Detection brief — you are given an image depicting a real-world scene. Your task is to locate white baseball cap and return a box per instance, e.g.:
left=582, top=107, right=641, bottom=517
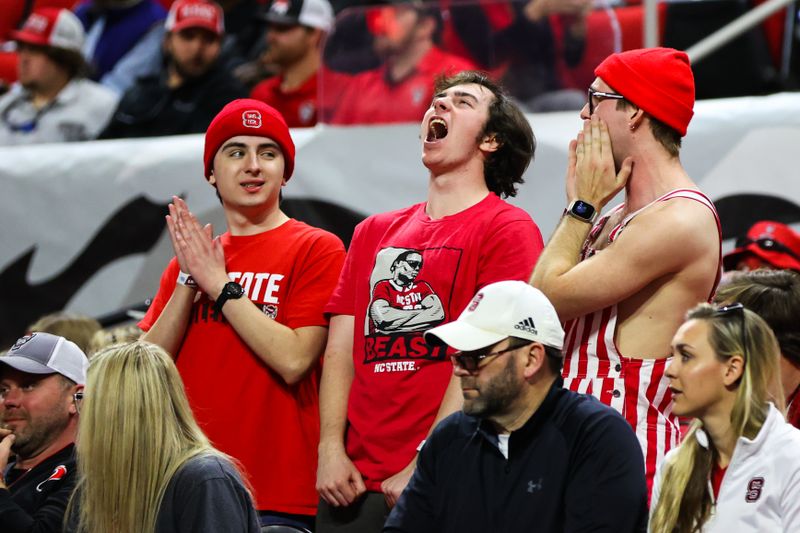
left=425, top=280, right=565, bottom=352
left=2, top=332, right=88, bottom=385
left=263, top=0, right=334, bottom=32
left=11, top=8, right=85, bottom=54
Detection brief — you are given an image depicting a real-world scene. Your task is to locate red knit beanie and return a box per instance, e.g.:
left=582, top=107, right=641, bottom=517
left=595, top=47, right=695, bottom=137
left=203, top=99, right=296, bottom=180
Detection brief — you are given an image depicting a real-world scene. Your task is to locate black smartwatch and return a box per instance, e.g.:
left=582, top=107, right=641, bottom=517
left=566, top=199, right=598, bottom=224
left=214, top=281, right=244, bottom=313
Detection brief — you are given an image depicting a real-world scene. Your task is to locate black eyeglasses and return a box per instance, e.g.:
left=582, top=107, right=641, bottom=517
left=735, top=237, right=800, bottom=262
left=73, top=391, right=84, bottom=411
left=587, top=87, right=625, bottom=115
left=451, top=341, right=530, bottom=372
left=714, top=303, right=748, bottom=359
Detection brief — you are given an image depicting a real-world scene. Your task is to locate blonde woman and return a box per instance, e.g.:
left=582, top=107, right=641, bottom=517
left=650, top=303, right=800, bottom=532
left=67, top=341, right=260, bottom=533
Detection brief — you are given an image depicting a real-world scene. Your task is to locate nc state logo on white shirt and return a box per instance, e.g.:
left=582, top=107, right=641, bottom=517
left=745, top=477, right=764, bottom=502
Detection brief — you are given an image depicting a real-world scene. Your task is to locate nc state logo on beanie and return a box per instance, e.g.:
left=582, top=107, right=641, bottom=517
left=243, top=110, right=262, bottom=128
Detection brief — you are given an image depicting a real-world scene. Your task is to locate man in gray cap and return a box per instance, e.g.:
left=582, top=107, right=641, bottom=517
left=383, top=280, right=647, bottom=533
left=0, top=7, right=119, bottom=144
left=0, top=332, right=87, bottom=532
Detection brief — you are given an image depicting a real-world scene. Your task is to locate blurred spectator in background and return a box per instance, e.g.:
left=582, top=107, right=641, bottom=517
left=715, top=269, right=800, bottom=429
left=74, top=0, right=167, bottom=95
left=0, top=8, right=119, bottom=145
left=86, top=324, right=143, bottom=357
left=323, top=0, right=475, bottom=125
left=100, top=0, right=247, bottom=139
left=500, top=0, right=591, bottom=110
left=218, top=0, right=270, bottom=74
left=250, top=0, right=334, bottom=128
left=0, top=332, right=87, bottom=533
left=27, top=312, right=101, bottom=355
left=442, top=0, right=591, bottom=111
left=722, top=220, right=800, bottom=273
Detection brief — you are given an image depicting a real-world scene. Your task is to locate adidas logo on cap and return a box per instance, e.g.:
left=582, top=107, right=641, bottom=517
left=514, top=317, right=537, bottom=335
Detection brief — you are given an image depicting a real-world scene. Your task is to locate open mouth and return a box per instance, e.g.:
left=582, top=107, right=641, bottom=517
left=241, top=180, right=264, bottom=190
left=426, top=118, right=448, bottom=142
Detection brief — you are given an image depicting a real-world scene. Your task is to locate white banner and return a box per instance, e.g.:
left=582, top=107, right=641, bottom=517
left=1, top=92, right=799, bottom=343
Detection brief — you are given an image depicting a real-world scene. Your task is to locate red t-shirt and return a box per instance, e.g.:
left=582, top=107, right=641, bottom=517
left=139, top=219, right=345, bottom=514
left=325, top=193, right=543, bottom=490
left=250, top=73, right=318, bottom=128
left=326, top=46, right=476, bottom=125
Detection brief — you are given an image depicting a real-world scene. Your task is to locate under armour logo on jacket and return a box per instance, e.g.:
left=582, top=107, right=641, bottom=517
left=527, top=478, right=543, bottom=493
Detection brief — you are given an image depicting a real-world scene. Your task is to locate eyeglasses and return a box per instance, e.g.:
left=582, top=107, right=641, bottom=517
left=735, top=237, right=800, bottom=262
left=451, top=341, right=530, bottom=372
left=714, top=303, right=748, bottom=360
left=587, top=87, right=625, bottom=115
left=73, top=391, right=84, bottom=411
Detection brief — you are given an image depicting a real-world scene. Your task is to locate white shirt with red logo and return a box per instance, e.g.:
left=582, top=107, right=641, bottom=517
left=651, top=403, right=800, bottom=532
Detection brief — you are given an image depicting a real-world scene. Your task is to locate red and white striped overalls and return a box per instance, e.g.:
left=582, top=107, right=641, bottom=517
left=562, top=189, right=721, bottom=491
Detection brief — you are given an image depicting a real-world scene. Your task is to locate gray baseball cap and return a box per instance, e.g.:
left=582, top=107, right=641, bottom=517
left=2, top=332, right=88, bottom=385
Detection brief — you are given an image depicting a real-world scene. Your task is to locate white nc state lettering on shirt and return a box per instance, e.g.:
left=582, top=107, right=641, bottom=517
left=228, top=272, right=284, bottom=303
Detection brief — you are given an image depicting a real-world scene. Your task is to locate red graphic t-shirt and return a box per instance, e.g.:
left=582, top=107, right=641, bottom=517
left=325, top=193, right=543, bottom=490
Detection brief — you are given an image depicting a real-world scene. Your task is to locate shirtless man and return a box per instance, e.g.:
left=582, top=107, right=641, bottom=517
left=530, top=47, right=721, bottom=489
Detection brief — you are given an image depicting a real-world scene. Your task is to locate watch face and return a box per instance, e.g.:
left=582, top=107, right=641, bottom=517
left=225, top=282, right=244, bottom=298
left=572, top=200, right=595, bottom=219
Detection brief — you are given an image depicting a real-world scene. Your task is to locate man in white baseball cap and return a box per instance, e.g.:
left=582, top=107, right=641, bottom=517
left=0, top=332, right=87, bottom=532
left=250, top=0, right=334, bottom=127
left=383, top=280, right=648, bottom=533
left=0, top=8, right=118, bottom=145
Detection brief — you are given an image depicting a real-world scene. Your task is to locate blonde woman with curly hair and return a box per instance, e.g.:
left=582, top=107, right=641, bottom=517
left=66, top=341, right=260, bottom=533
left=650, top=303, right=800, bottom=532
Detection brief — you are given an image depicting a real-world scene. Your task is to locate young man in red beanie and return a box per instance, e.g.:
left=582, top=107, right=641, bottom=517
left=316, top=71, right=544, bottom=532
left=139, top=99, right=345, bottom=530
left=530, top=47, right=722, bottom=492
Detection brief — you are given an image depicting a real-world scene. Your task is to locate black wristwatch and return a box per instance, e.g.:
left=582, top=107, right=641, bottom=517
left=566, top=199, right=598, bottom=224
left=214, top=281, right=244, bottom=313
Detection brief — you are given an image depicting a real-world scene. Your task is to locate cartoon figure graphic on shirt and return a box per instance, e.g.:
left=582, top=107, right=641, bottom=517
left=369, top=249, right=445, bottom=334
left=364, top=248, right=447, bottom=367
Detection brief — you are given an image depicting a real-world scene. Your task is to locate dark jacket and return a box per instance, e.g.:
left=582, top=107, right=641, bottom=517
left=0, top=444, right=77, bottom=533
left=100, top=63, right=247, bottom=139
left=384, top=379, right=648, bottom=533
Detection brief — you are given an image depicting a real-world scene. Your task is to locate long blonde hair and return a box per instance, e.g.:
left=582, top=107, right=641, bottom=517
left=650, top=303, right=784, bottom=533
left=68, top=341, right=236, bottom=533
